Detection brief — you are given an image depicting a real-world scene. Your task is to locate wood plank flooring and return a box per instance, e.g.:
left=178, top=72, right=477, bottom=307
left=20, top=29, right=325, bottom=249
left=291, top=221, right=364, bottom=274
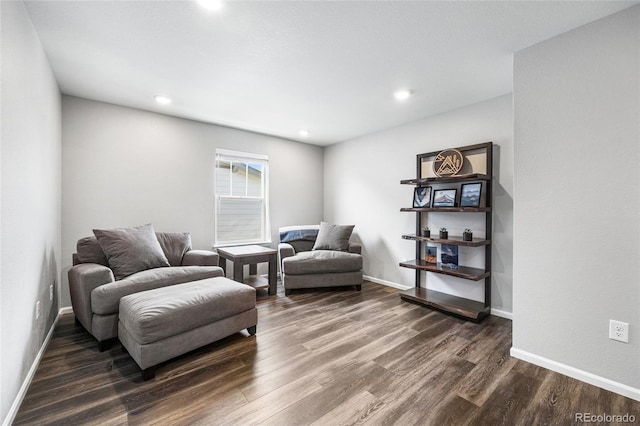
left=14, top=282, right=640, bottom=425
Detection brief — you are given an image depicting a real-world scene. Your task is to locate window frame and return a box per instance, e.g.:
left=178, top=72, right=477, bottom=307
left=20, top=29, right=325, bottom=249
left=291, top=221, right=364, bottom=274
left=214, top=149, right=271, bottom=247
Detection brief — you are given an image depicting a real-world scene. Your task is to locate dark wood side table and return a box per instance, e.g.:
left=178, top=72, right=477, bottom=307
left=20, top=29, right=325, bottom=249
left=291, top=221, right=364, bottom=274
left=217, top=245, right=277, bottom=296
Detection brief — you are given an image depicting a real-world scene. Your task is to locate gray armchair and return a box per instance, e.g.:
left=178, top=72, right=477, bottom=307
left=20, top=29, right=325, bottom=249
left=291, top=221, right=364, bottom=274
left=278, top=224, right=363, bottom=295
left=69, top=230, right=223, bottom=350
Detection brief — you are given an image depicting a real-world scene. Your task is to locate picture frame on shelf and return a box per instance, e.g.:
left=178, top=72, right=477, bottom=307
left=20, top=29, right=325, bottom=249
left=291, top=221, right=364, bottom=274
left=460, top=182, right=482, bottom=208
left=432, top=189, right=457, bottom=207
left=424, top=246, right=437, bottom=264
left=441, top=244, right=459, bottom=269
left=413, top=186, right=432, bottom=208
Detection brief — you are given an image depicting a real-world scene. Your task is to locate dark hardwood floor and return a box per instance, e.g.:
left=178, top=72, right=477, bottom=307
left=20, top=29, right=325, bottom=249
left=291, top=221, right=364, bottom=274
left=14, top=281, right=640, bottom=425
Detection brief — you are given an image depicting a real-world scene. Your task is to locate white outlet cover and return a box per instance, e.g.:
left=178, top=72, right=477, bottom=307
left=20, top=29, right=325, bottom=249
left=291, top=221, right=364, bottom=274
left=36, top=301, right=41, bottom=320
left=609, top=319, right=629, bottom=343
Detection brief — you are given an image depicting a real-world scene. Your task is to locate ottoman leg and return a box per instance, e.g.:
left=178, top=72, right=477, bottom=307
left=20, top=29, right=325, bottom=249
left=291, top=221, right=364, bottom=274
left=141, top=366, right=156, bottom=381
left=248, top=325, right=257, bottom=336
left=356, top=285, right=362, bottom=291
left=98, top=340, right=111, bottom=352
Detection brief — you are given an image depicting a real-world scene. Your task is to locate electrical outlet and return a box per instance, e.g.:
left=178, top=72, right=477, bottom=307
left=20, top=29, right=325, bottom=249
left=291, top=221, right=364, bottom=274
left=35, top=301, right=41, bottom=320
left=609, top=320, right=629, bottom=343
left=49, top=284, right=54, bottom=301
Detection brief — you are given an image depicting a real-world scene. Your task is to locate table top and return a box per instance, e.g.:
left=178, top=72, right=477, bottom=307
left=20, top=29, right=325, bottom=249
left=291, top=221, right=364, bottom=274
left=217, top=244, right=277, bottom=258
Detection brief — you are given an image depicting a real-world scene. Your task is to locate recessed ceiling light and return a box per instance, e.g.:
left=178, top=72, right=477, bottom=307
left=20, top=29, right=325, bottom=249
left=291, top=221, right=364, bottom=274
left=197, top=0, right=223, bottom=11
left=299, top=130, right=310, bottom=137
left=154, top=95, right=172, bottom=105
left=393, top=89, right=413, bottom=100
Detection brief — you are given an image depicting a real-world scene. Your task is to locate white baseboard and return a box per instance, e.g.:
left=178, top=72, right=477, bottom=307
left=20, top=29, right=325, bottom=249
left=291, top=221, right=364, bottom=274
left=490, top=308, right=513, bottom=320
left=510, top=347, right=640, bottom=402
left=59, top=306, right=73, bottom=315
left=363, top=275, right=412, bottom=290
left=2, top=308, right=70, bottom=426
left=364, top=275, right=513, bottom=320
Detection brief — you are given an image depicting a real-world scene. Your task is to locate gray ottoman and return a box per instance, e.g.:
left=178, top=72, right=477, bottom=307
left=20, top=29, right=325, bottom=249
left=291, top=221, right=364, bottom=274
left=118, top=276, right=257, bottom=380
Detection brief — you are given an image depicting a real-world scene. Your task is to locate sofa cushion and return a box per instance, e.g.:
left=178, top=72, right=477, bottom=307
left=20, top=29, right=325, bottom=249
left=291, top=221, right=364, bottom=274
left=91, top=266, right=222, bottom=315
left=156, top=232, right=192, bottom=266
left=76, top=232, right=191, bottom=268
left=76, top=236, right=109, bottom=266
left=292, top=240, right=316, bottom=253
left=119, top=277, right=256, bottom=344
left=282, top=250, right=362, bottom=275
left=93, top=224, right=170, bottom=280
left=312, top=222, right=355, bottom=251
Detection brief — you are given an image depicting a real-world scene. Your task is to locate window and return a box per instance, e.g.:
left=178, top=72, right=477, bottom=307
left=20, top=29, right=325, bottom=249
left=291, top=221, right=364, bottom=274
left=214, top=149, right=270, bottom=246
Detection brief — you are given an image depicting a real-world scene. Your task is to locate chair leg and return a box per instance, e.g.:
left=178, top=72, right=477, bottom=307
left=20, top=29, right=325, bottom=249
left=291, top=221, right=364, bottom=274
left=97, top=340, right=111, bottom=352
left=141, top=366, right=156, bottom=381
left=285, top=289, right=292, bottom=296
left=247, top=325, right=257, bottom=336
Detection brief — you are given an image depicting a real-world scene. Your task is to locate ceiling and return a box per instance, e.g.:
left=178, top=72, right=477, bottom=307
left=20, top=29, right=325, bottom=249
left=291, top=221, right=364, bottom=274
left=24, top=1, right=637, bottom=146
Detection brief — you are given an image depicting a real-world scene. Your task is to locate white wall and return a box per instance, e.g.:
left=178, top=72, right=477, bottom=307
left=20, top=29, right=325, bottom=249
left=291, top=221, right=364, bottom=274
left=1, top=1, right=62, bottom=423
left=61, top=96, right=324, bottom=307
left=513, top=5, right=639, bottom=393
left=324, top=94, right=514, bottom=314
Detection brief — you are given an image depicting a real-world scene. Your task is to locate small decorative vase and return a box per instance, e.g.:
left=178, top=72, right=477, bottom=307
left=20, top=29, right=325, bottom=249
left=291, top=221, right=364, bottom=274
left=463, top=232, right=472, bottom=241
left=421, top=230, right=430, bottom=238
left=439, top=231, right=448, bottom=239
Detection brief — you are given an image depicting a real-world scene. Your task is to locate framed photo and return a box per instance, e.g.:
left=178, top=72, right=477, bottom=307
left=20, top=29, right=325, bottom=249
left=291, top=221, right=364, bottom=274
left=460, top=182, right=482, bottom=208
left=413, top=186, right=432, bottom=208
left=441, top=244, right=459, bottom=269
left=424, top=246, right=437, bottom=264
left=432, top=189, right=457, bottom=207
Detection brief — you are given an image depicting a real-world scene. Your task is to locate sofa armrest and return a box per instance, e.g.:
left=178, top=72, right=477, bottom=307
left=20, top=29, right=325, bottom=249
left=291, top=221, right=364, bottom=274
left=348, top=242, right=362, bottom=255
left=68, top=263, right=115, bottom=332
left=182, top=250, right=219, bottom=267
left=278, top=243, right=296, bottom=272
left=278, top=243, right=296, bottom=259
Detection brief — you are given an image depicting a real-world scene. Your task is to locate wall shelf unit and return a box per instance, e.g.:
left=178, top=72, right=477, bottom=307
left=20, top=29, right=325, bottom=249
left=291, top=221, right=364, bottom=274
left=400, top=207, right=492, bottom=213
left=401, top=234, right=491, bottom=247
left=399, top=259, right=490, bottom=281
left=399, top=142, right=492, bottom=322
left=400, top=288, right=488, bottom=321
left=400, top=173, right=491, bottom=185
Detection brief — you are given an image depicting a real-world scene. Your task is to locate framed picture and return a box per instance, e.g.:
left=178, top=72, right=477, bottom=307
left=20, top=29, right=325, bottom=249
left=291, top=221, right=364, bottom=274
left=432, top=189, right=457, bottom=207
left=441, top=244, right=459, bottom=269
left=424, top=246, right=437, bottom=264
left=460, top=182, right=482, bottom=208
left=413, top=186, right=432, bottom=208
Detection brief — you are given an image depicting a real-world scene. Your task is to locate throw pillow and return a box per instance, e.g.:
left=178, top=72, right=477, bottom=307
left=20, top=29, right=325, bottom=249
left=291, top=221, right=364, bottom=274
left=156, top=232, right=192, bottom=266
left=93, top=223, right=170, bottom=280
left=76, top=236, right=109, bottom=266
left=312, top=222, right=355, bottom=251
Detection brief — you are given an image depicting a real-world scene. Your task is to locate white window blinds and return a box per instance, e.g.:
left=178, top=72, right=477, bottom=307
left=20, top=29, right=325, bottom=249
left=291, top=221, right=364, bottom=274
left=214, top=149, right=270, bottom=246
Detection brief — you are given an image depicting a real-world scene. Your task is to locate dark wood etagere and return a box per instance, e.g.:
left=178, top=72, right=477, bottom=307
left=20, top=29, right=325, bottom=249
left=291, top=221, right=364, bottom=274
left=399, top=142, right=492, bottom=321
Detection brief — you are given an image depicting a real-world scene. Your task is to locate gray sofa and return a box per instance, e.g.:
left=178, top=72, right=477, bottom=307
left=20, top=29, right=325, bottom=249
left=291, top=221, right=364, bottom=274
left=278, top=224, right=363, bottom=295
left=69, top=227, right=223, bottom=350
